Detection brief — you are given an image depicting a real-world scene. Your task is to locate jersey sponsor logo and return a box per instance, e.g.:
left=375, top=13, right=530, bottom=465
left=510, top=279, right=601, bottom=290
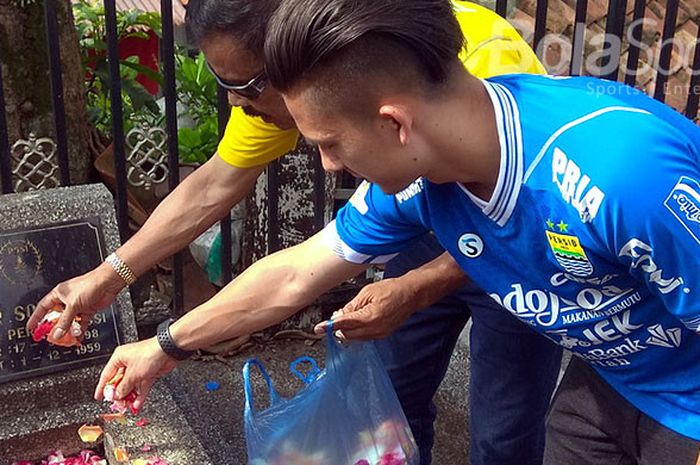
left=547, top=316, right=681, bottom=367
left=551, top=147, right=605, bottom=223
left=560, top=291, right=642, bottom=325
left=349, top=181, right=370, bottom=215
left=547, top=309, right=642, bottom=345
left=646, top=323, right=682, bottom=348
left=489, top=282, right=636, bottom=327
left=680, top=315, right=700, bottom=332
left=458, top=233, right=484, bottom=258
left=664, top=176, right=700, bottom=244
left=395, top=178, right=424, bottom=204
left=618, top=239, right=687, bottom=295
left=545, top=219, right=594, bottom=277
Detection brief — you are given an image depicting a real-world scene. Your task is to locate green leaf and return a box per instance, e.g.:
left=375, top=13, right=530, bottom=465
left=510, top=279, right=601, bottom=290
left=119, top=60, right=163, bottom=84
left=177, top=127, right=201, bottom=147
left=121, top=79, right=158, bottom=112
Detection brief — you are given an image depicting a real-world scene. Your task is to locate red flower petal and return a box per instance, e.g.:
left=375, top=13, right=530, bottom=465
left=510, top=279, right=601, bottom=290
left=32, top=320, right=54, bottom=342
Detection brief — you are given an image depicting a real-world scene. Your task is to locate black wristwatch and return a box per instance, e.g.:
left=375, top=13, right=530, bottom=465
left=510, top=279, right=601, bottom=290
left=156, top=318, right=195, bottom=361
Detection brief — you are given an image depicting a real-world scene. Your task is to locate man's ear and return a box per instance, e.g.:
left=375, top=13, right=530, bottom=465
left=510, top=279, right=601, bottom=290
left=378, top=104, right=413, bottom=146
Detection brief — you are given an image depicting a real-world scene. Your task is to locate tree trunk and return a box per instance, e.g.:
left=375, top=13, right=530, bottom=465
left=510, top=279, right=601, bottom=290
left=0, top=0, right=90, bottom=192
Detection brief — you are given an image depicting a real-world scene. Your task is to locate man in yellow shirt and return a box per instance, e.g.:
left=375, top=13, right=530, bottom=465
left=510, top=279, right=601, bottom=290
left=35, top=1, right=560, bottom=463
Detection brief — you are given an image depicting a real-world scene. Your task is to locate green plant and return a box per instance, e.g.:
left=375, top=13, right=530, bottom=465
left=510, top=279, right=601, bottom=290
left=73, top=0, right=163, bottom=137
left=175, top=51, right=219, bottom=164
left=73, top=1, right=220, bottom=164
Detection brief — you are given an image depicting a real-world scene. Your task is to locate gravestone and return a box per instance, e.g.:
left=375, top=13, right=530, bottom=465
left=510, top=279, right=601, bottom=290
left=0, top=184, right=213, bottom=464
left=0, top=218, right=123, bottom=384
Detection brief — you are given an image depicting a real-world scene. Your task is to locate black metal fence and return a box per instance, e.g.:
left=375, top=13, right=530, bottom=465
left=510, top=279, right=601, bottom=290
left=0, top=0, right=699, bottom=315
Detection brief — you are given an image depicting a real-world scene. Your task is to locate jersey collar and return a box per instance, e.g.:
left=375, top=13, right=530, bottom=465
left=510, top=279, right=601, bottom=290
left=458, top=79, right=524, bottom=227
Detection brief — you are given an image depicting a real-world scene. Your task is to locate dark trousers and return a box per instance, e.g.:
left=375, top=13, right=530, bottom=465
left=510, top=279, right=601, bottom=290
left=376, top=234, right=563, bottom=465
left=545, top=356, right=700, bottom=465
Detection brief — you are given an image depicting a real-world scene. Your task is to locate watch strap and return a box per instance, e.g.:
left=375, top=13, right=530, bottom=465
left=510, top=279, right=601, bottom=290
left=156, top=318, right=194, bottom=361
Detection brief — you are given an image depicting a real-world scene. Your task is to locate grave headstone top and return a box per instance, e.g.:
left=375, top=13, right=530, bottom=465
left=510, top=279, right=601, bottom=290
left=0, top=184, right=215, bottom=465
left=0, top=184, right=137, bottom=385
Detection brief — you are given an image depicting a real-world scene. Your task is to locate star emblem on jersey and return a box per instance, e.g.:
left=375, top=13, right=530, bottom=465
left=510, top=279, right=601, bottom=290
left=645, top=324, right=682, bottom=348
left=545, top=220, right=594, bottom=277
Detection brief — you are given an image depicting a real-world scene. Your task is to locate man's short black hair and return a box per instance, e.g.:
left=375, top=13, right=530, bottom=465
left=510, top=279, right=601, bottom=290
left=264, top=0, right=464, bottom=93
left=185, top=0, right=281, bottom=51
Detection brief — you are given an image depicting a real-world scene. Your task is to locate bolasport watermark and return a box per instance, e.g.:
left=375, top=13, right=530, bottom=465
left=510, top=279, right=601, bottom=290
left=584, top=80, right=699, bottom=98
left=479, top=17, right=700, bottom=98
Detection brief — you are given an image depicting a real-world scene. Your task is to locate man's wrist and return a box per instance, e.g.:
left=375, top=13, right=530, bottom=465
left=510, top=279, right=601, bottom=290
left=96, top=261, right=129, bottom=295
left=156, top=318, right=195, bottom=360
left=105, top=252, right=137, bottom=286
left=399, top=269, right=451, bottom=309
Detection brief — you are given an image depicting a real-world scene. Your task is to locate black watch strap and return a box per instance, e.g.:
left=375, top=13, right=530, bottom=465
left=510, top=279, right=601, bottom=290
left=156, top=318, right=194, bottom=361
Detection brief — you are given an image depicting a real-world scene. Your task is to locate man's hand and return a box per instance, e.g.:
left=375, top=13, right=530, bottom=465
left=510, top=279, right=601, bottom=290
left=28, top=264, right=124, bottom=341
left=315, top=252, right=469, bottom=341
left=94, top=338, right=178, bottom=412
left=315, top=278, right=418, bottom=340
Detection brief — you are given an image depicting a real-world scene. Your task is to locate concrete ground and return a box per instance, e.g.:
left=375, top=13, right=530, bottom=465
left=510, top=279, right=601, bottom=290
left=167, top=332, right=473, bottom=464
left=166, top=322, right=569, bottom=465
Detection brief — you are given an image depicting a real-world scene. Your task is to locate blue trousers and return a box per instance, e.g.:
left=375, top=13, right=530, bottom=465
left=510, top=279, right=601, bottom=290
left=375, top=235, right=562, bottom=465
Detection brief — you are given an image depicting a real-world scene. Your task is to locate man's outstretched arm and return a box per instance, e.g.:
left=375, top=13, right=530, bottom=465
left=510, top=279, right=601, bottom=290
left=94, top=230, right=368, bottom=408
left=29, top=155, right=265, bottom=338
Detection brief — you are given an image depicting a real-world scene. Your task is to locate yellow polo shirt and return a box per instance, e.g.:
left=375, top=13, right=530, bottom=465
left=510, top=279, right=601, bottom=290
left=217, top=0, right=545, bottom=168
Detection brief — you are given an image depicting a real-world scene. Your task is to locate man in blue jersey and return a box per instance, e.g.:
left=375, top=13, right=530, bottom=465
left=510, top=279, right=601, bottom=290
left=94, top=0, right=700, bottom=463
left=259, top=0, right=700, bottom=463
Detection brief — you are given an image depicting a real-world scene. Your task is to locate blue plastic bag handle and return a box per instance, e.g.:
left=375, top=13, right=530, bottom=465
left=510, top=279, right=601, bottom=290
left=289, top=356, right=321, bottom=385
left=242, top=358, right=279, bottom=413
left=325, top=320, right=345, bottom=357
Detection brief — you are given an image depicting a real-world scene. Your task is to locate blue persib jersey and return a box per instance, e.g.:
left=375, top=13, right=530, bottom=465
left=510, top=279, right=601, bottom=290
left=324, top=74, right=700, bottom=439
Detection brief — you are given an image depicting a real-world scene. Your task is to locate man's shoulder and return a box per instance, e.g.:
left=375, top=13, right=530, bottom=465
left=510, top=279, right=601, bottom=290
left=218, top=106, right=299, bottom=168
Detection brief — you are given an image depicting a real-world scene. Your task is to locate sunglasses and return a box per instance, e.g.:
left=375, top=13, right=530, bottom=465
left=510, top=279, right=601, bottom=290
left=206, top=61, right=268, bottom=100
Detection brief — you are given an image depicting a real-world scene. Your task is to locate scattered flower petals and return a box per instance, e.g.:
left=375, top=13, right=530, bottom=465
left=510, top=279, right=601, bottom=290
left=31, top=307, right=82, bottom=347
left=14, top=449, right=106, bottom=465
left=78, top=424, right=103, bottom=442
left=103, top=369, right=124, bottom=402
left=141, top=443, right=152, bottom=452
left=129, top=457, right=168, bottom=465
left=146, top=457, right=169, bottom=465
left=32, top=320, right=54, bottom=342
left=378, top=452, right=406, bottom=465
left=103, top=368, right=138, bottom=414
left=135, top=417, right=150, bottom=427
left=99, top=412, right=126, bottom=423
left=113, top=447, right=129, bottom=462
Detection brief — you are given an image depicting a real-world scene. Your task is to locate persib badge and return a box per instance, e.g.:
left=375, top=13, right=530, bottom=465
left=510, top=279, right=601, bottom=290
left=545, top=227, right=593, bottom=277
left=664, top=176, right=700, bottom=244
